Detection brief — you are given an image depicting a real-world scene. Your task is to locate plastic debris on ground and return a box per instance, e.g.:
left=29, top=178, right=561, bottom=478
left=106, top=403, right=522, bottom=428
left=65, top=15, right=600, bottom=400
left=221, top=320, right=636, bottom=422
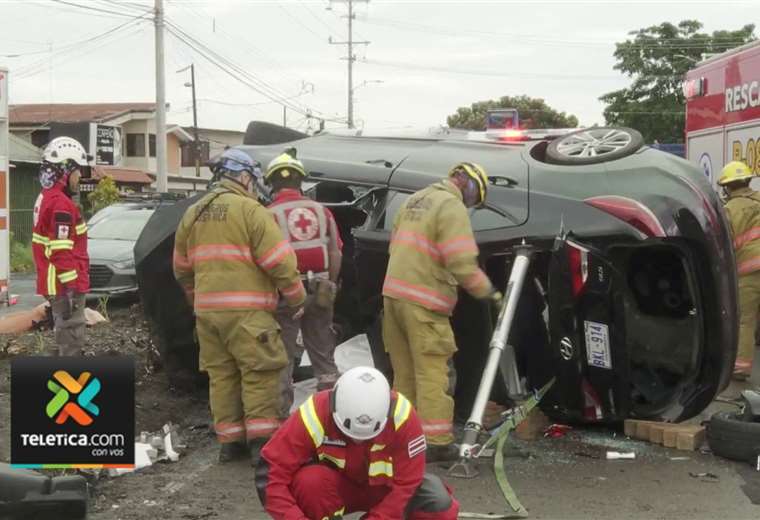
left=292, top=334, right=374, bottom=412
left=108, top=423, right=186, bottom=477
left=544, top=424, right=572, bottom=438
left=606, top=451, right=636, bottom=460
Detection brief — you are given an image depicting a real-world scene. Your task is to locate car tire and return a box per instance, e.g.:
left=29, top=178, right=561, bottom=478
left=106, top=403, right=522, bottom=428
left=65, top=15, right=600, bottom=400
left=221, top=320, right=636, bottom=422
left=706, top=411, right=760, bottom=463
left=545, top=127, right=644, bottom=165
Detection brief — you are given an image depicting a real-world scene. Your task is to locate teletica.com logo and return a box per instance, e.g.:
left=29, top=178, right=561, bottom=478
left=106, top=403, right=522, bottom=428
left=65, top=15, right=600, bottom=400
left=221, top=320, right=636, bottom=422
left=46, top=371, right=101, bottom=426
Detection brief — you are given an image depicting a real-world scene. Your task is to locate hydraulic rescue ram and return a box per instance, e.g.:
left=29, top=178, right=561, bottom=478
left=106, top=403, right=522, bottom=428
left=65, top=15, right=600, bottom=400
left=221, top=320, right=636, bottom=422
left=454, top=244, right=533, bottom=472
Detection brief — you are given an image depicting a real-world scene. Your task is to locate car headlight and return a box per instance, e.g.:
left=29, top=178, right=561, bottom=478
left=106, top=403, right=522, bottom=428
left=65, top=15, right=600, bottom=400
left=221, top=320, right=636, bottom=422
left=112, top=258, right=135, bottom=270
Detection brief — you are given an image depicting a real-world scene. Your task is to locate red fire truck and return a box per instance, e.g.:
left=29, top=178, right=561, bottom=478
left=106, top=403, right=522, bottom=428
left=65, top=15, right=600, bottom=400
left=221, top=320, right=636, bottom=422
left=685, top=40, right=760, bottom=188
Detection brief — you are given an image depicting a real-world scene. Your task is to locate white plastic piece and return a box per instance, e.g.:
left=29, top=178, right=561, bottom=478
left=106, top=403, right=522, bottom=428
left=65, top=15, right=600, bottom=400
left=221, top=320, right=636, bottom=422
left=606, top=451, right=636, bottom=460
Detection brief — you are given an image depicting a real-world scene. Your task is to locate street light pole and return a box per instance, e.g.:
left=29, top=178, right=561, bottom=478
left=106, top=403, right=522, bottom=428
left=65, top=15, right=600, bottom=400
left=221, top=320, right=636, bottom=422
left=178, top=64, right=201, bottom=179
left=190, top=64, right=200, bottom=178
left=154, top=0, right=168, bottom=192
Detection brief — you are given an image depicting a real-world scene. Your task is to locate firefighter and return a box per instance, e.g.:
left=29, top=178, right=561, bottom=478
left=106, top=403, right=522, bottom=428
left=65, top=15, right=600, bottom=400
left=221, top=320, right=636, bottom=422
left=719, top=160, right=760, bottom=381
left=265, top=149, right=343, bottom=417
left=173, top=148, right=306, bottom=463
left=32, top=137, right=91, bottom=356
left=255, top=366, right=460, bottom=520
left=382, top=162, right=501, bottom=461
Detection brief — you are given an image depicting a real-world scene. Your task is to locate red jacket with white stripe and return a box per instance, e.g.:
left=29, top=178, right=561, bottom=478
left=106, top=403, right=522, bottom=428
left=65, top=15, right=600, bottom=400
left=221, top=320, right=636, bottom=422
left=172, top=180, right=306, bottom=313
left=257, top=390, right=426, bottom=520
left=268, top=189, right=343, bottom=275
left=32, top=184, right=89, bottom=296
left=382, top=180, right=493, bottom=315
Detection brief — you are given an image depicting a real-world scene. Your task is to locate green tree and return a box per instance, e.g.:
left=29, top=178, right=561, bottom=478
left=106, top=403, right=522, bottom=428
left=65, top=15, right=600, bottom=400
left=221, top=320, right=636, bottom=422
left=88, top=176, right=120, bottom=214
left=446, top=95, right=579, bottom=130
left=600, top=20, right=756, bottom=143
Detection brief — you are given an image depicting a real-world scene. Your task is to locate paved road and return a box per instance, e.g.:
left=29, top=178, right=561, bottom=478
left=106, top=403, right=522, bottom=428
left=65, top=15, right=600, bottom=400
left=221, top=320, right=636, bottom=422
left=1, top=272, right=44, bottom=314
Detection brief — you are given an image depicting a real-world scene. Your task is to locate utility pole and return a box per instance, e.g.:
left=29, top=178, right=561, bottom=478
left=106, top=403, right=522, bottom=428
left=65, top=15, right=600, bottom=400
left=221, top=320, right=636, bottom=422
left=283, top=106, right=287, bottom=127
left=328, top=0, right=369, bottom=129
left=154, top=0, right=168, bottom=192
left=190, top=64, right=200, bottom=178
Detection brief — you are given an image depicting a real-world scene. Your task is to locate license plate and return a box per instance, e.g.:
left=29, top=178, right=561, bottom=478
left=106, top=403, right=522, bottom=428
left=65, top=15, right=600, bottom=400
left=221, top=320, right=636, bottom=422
left=584, top=321, right=612, bottom=370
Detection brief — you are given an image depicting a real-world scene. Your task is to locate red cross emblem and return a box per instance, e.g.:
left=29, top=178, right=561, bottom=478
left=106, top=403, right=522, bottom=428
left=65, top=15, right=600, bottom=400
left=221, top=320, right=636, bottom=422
left=287, top=207, right=319, bottom=241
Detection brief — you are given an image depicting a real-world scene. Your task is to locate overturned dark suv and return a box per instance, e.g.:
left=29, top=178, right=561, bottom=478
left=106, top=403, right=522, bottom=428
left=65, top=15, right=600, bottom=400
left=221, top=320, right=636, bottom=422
left=135, top=123, right=738, bottom=424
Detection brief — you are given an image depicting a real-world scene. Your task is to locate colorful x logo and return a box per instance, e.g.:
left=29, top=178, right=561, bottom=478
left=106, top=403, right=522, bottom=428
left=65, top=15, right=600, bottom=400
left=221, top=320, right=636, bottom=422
left=46, top=370, right=101, bottom=426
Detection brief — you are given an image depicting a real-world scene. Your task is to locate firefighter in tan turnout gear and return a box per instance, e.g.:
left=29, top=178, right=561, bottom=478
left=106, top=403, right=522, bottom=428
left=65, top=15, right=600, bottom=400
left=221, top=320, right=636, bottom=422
left=265, top=149, right=344, bottom=418
left=719, top=160, right=760, bottom=381
left=173, top=148, right=306, bottom=463
left=382, top=162, right=501, bottom=461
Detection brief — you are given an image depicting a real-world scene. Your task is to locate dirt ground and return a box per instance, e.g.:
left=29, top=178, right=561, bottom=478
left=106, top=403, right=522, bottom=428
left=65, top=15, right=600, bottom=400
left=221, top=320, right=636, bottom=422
left=1, top=303, right=759, bottom=520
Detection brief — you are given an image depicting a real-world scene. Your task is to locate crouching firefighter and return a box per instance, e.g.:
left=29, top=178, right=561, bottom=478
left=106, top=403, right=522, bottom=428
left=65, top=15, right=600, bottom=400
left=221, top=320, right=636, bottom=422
left=256, top=366, right=459, bottom=520
left=265, top=149, right=343, bottom=417
left=382, top=162, right=501, bottom=461
left=173, top=148, right=306, bottom=463
left=32, top=137, right=91, bottom=356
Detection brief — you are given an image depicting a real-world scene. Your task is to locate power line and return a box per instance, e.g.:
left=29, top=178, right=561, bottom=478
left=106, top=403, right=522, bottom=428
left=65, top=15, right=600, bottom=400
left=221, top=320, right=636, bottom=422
left=48, top=0, right=150, bottom=18
left=11, top=15, right=149, bottom=79
left=165, top=19, right=346, bottom=123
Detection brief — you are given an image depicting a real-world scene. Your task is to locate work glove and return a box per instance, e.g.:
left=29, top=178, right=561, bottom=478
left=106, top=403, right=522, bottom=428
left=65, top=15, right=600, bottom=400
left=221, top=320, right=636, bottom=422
left=487, top=290, right=504, bottom=311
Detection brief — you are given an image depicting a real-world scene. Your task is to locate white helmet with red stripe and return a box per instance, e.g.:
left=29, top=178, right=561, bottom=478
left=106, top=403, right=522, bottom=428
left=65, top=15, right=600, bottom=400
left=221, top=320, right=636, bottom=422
left=331, top=366, right=390, bottom=441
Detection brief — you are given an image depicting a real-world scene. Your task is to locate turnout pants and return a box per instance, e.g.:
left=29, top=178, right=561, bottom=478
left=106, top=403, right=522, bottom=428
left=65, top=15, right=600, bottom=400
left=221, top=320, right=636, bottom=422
left=276, top=295, right=339, bottom=417
left=290, top=465, right=459, bottom=520
left=49, top=293, right=86, bottom=356
left=383, top=297, right=456, bottom=446
left=195, top=310, right=288, bottom=444
left=736, top=270, right=760, bottom=376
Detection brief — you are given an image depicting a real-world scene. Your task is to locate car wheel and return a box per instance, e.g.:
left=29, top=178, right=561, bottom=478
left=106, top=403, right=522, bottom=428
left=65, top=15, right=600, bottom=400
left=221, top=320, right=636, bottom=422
left=706, top=411, right=760, bottom=463
left=545, top=127, right=644, bottom=165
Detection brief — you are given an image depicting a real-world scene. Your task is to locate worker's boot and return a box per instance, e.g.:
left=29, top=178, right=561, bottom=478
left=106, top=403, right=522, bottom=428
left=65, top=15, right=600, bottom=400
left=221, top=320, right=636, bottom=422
left=248, top=438, right=267, bottom=466
left=218, top=442, right=246, bottom=463
left=426, top=443, right=459, bottom=463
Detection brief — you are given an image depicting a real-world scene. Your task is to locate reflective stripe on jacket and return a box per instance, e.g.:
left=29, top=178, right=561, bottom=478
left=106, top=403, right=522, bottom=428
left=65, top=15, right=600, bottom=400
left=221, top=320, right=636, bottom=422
left=258, top=390, right=426, bottom=520
left=382, top=180, right=493, bottom=315
left=172, top=180, right=306, bottom=313
left=725, top=187, right=760, bottom=275
left=32, top=185, right=89, bottom=296
left=268, top=189, right=343, bottom=274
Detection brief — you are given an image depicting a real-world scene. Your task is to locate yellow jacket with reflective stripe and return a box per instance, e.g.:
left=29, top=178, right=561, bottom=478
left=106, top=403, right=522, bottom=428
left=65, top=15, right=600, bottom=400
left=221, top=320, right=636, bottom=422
left=382, top=180, right=493, bottom=315
left=725, top=187, right=760, bottom=275
left=173, top=179, right=306, bottom=313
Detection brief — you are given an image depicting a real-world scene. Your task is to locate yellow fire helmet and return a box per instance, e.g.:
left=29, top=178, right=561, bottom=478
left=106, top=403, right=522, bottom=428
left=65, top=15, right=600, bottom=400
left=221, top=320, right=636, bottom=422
left=448, top=162, right=489, bottom=208
left=717, top=161, right=754, bottom=186
left=265, top=149, right=308, bottom=183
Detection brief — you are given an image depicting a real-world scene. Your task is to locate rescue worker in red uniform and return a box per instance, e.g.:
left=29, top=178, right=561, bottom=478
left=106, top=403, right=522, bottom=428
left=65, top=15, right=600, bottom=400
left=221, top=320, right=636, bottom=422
left=265, top=149, right=343, bottom=417
left=256, top=366, right=459, bottom=520
left=32, top=137, right=91, bottom=356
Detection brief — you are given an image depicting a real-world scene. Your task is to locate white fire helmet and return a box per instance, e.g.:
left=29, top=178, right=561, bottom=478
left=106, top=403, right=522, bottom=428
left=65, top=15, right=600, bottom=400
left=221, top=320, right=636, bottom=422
left=331, top=366, right=391, bottom=441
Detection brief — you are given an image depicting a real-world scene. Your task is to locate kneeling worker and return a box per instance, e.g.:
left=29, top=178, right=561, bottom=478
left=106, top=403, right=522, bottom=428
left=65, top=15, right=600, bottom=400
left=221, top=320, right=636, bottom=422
left=256, top=366, right=459, bottom=520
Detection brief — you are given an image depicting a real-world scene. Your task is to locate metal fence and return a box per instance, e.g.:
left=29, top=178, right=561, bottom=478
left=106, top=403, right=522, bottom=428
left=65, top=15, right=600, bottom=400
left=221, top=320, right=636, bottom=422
left=9, top=163, right=40, bottom=244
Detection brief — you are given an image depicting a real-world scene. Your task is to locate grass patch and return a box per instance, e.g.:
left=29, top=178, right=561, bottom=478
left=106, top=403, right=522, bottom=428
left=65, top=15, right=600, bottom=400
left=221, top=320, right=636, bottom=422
left=10, top=239, right=34, bottom=273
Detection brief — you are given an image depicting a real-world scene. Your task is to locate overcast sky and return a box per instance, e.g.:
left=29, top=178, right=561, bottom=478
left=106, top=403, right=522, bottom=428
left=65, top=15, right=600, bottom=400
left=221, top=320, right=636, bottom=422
left=0, top=0, right=757, bottom=134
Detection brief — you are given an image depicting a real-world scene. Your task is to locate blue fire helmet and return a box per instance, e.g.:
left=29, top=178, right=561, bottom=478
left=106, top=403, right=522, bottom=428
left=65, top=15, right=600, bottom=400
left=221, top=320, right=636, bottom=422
left=215, top=148, right=257, bottom=176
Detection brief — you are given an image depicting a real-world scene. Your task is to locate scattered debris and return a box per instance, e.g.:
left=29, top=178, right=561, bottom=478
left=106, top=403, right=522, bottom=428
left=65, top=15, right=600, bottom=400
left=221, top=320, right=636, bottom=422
left=0, top=302, right=49, bottom=334
left=670, top=457, right=690, bottom=461
left=109, top=423, right=187, bottom=477
left=606, top=451, right=636, bottom=460
left=689, top=472, right=719, bottom=480
left=84, top=307, right=108, bottom=326
left=544, top=424, right=572, bottom=438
